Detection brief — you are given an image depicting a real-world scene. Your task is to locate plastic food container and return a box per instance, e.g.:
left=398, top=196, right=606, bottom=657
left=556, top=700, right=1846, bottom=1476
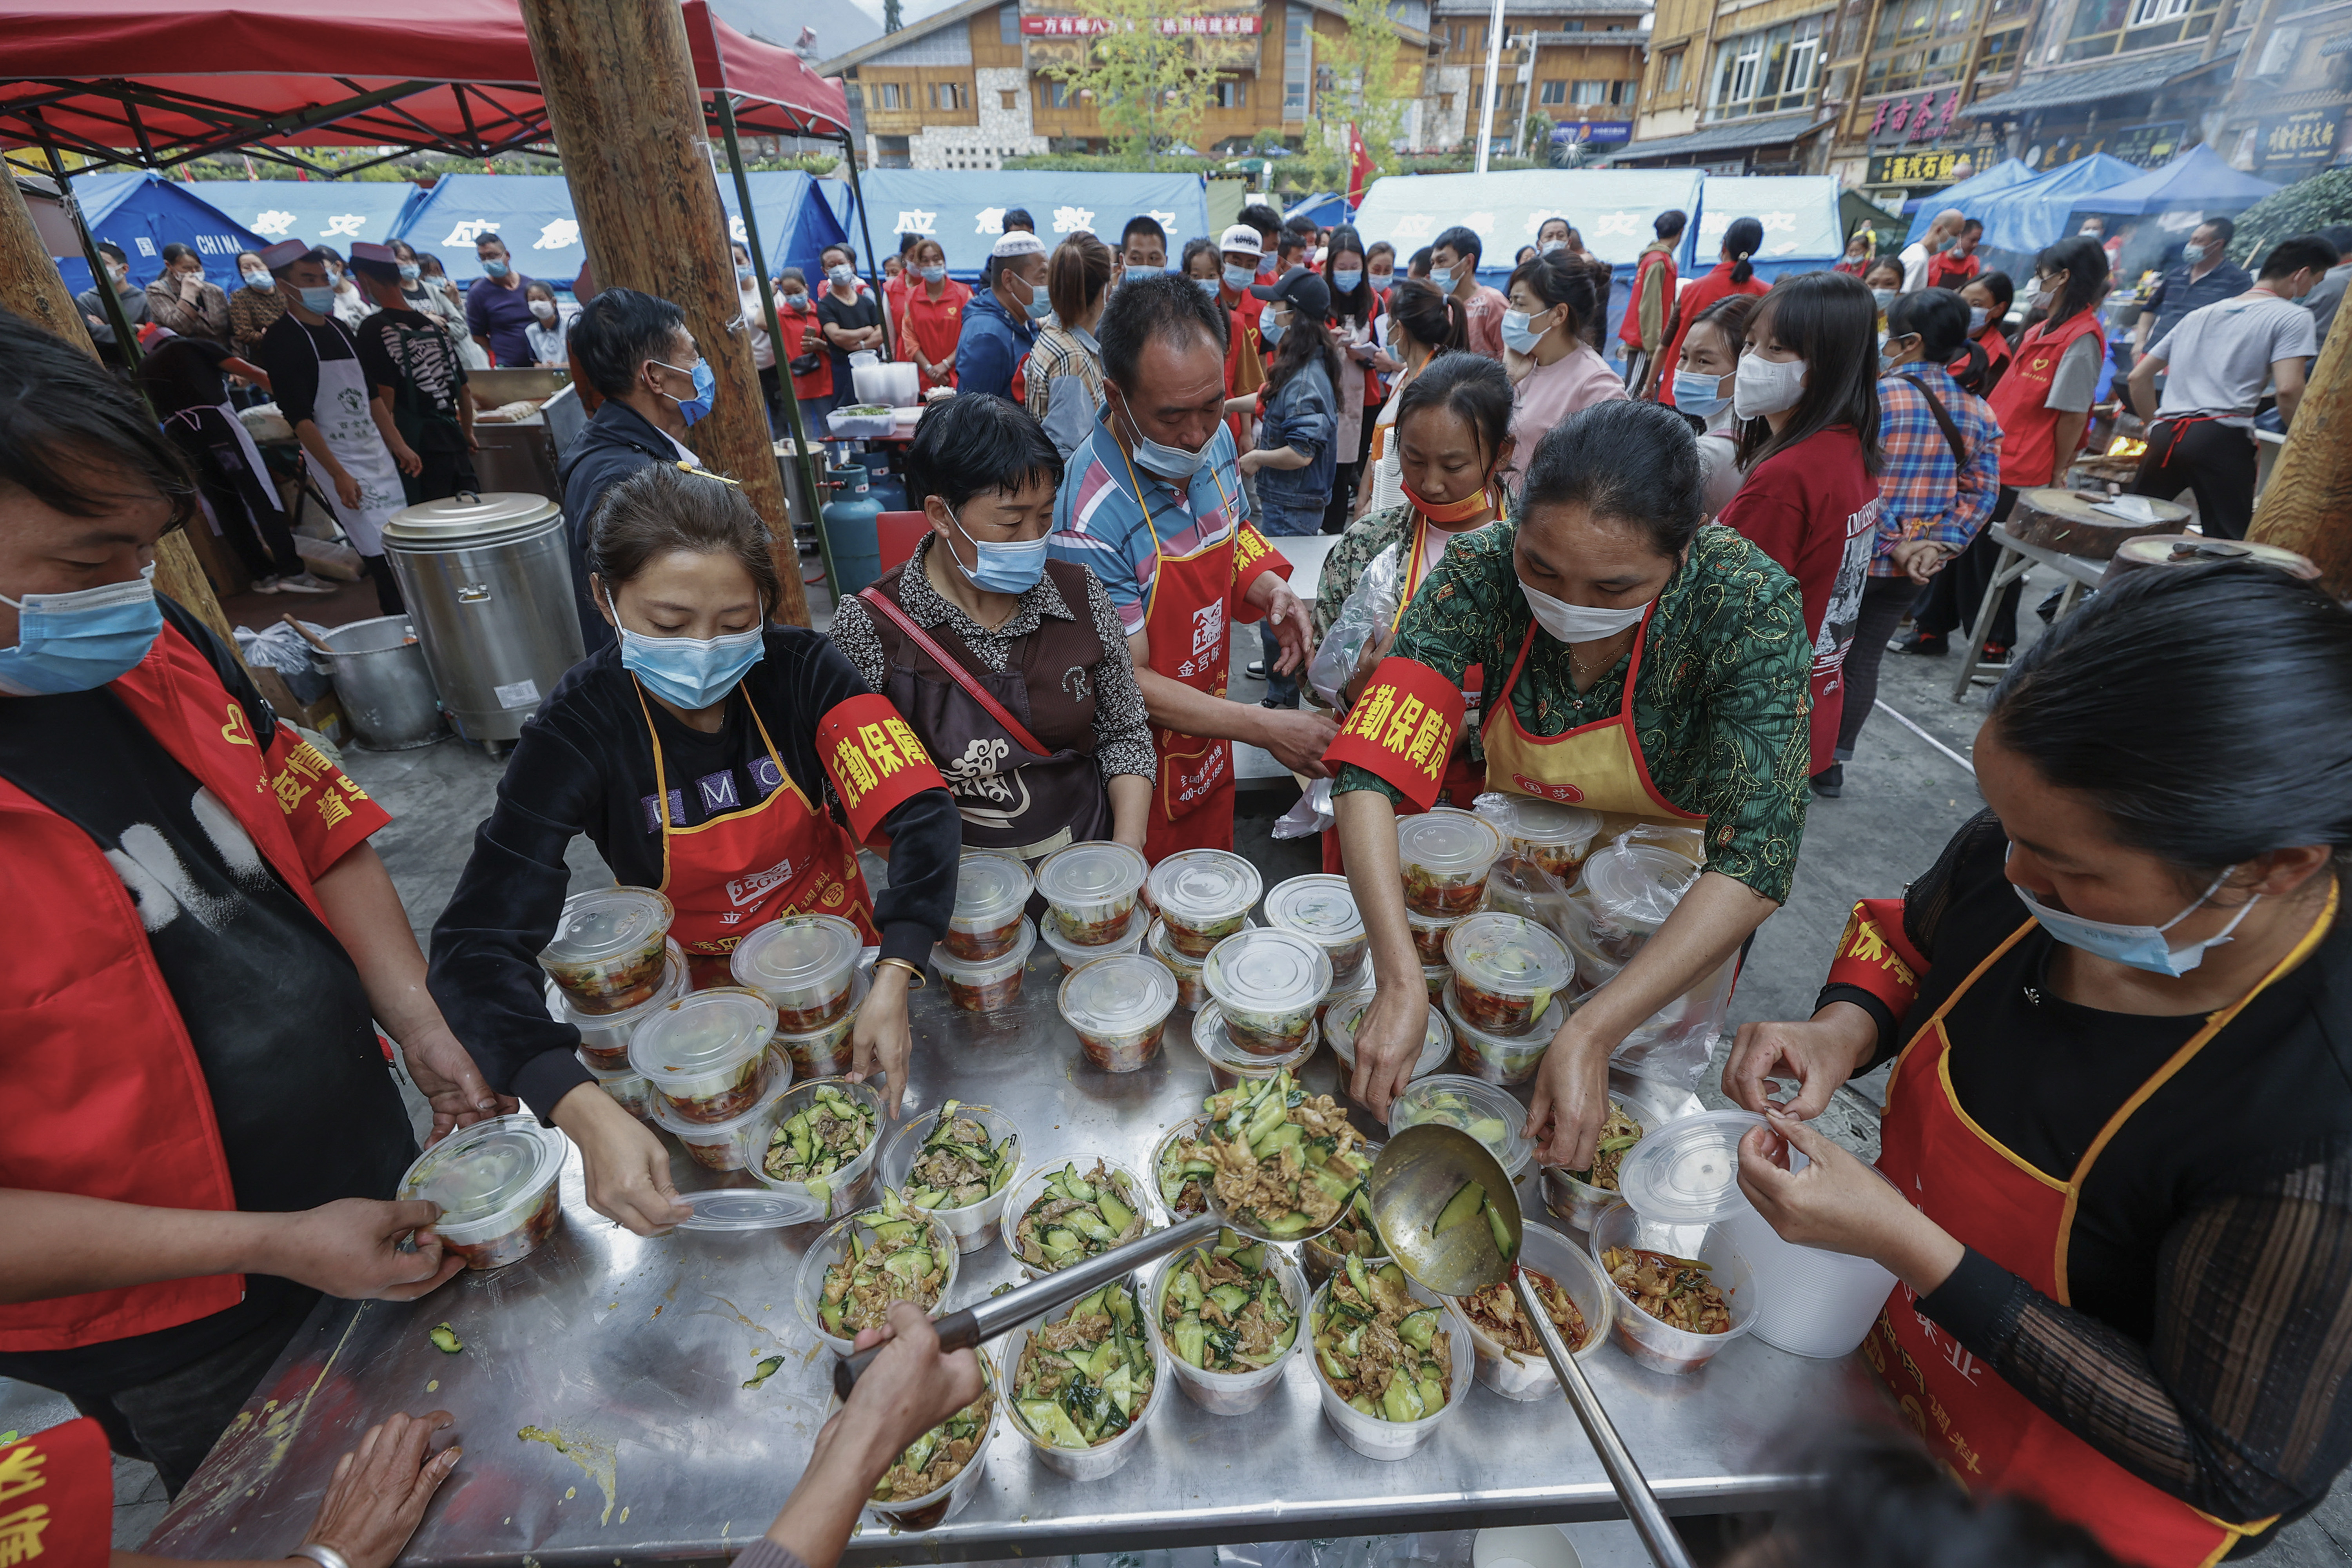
left=1149, top=1238, right=1307, bottom=1414
left=1149, top=849, right=1263, bottom=959
left=1003, top=1286, right=1169, bottom=1480
left=629, top=987, right=778, bottom=1124
left=1389, top=1074, right=1533, bottom=1181
left=1541, top=1096, right=1663, bottom=1233
left=1060, top=953, right=1179, bottom=1073
left=1036, top=841, right=1149, bottom=948
left=877, top=1102, right=1022, bottom=1253
left=1569, top=843, right=1700, bottom=970
left=1445, top=912, right=1572, bottom=1039
left=1307, top=1272, right=1476, bottom=1461
left=1192, top=1003, right=1319, bottom=1091
left=1479, top=794, right=1602, bottom=887
left=793, top=1202, right=960, bottom=1357
left=746, top=1076, right=887, bottom=1220
left=1420, top=961, right=1450, bottom=1002
left=1262, top=874, right=1368, bottom=988
left=1445, top=1225, right=1611, bottom=1401
left=1589, top=1201, right=1758, bottom=1375
left=945, top=852, right=1033, bottom=962
left=1405, top=908, right=1461, bottom=966
left=1729, top=1205, right=1898, bottom=1359
left=651, top=1071, right=790, bottom=1171
left=1298, top=1154, right=1388, bottom=1288
left=576, top=1050, right=658, bottom=1124
left=772, top=969, right=867, bottom=1080
left=862, top=1350, right=999, bottom=1532
left=1201, top=928, right=1330, bottom=1055
left=1324, top=989, right=1453, bottom=1088
left=931, top=917, right=1036, bottom=1012
left=1000, top=1157, right=1154, bottom=1278
left=1146, top=918, right=1209, bottom=1009
left=1151, top=1114, right=1214, bottom=1219
left=539, top=886, right=673, bottom=1015
left=1442, top=979, right=1563, bottom=1088
left=1396, top=808, right=1502, bottom=918
left=1042, top=903, right=1148, bottom=973
left=555, top=941, right=688, bottom=1068
left=730, top=913, right=863, bottom=1031
left=1614, top=1109, right=1764, bottom=1225
left=399, top=1114, right=566, bottom=1271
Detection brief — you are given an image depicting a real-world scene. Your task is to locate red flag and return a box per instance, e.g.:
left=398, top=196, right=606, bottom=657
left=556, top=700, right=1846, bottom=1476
left=1347, top=123, right=1374, bottom=210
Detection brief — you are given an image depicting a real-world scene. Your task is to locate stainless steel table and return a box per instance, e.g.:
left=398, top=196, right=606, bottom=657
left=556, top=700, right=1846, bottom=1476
left=1950, top=522, right=2109, bottom=700
left=150, top=946, right=1879, bottom=1566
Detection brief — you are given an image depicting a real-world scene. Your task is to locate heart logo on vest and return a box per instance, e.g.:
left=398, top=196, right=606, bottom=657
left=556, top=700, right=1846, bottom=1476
left=1511, top=773, right=1584, bottom=803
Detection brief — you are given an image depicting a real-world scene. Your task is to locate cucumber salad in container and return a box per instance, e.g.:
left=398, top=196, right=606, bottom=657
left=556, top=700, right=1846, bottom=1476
left=1011, top=1281, right=1158, bottom=1450
left=1313, top=1253, right=1454, bottom=1423
left=1182, top=1069, right=1368, bottom=1239
left=1159, top=1227, right=1299, bottom=1374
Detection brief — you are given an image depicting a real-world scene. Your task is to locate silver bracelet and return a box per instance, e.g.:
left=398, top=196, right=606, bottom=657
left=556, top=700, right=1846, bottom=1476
left=290, top=1543, right=355, bottom=1568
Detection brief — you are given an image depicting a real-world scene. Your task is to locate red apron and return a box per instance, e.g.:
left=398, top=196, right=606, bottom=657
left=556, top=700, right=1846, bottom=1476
left=633, top=681, right=880, bottom=987
left=1870, top=900, right=2336, bottom=1567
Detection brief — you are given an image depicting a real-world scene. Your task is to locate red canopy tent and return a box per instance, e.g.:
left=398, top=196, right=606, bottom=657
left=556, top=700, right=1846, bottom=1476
left=0, top=0, right=849, bottom=172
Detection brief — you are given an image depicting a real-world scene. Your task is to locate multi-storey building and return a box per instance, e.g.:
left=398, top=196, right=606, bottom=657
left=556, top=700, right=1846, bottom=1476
left=1427, top=0, right=1651, bottom=161
left=1616, top=0, right=1845, bottom=170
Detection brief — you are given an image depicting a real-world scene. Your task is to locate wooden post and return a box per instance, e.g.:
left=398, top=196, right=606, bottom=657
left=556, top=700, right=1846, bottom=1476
left=2250, top=289, right=2352, bottom=595
left=0, top=168, right=240, bottom=646
left=516, top=0, right=811, bottom=627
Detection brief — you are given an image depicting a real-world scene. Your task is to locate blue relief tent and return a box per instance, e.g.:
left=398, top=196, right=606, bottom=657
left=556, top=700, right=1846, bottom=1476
left=204, top=179, right=424, bottom=258
left=2074, top=143, right=2280, bottom=216
left=829, top=170, right=1213, bottom=281
left=1350, top=168, right=1706, bottom=278
left=53, top=173, right=267, bottom=296
left=1902, top=156, right=2037, bottom=236
left=1286, top=192, right=1351, bottom=230
left=1967, top=152, right=2143, bottom=258
left=394, top=171, right=847, bottom=290
left=1690, top=175, right=1843, bottom=282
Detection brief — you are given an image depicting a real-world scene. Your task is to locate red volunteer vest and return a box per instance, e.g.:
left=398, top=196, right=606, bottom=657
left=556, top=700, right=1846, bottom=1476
left=1988, top=311, right=2105, bottom=488
left=1620, top=247, right=1679, bottom=348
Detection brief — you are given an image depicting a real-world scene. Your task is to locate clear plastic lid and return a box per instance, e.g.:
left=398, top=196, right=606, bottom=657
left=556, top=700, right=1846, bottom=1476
left=1261, top=875, right=1364, bottom=946
left=399, top=1115, right=563, bottom=1224
left=1201, top=928, right=1332, bottom=1017
left=1042, top=904, right=1147, bottom=962
left=1613, top=1109, right=1766, bottom=1224
left=1192, top=1003, right=1320, bottom=1072
left=1479, top=792, right=1602, bottom=847
left=674, top=1187, right=822, bottom=1230
left=1060, top=953, right=1179, bottom=1034
left=1580, top=844, right=1700, bottom=933
left=953, top=852, right=1034, bottom=927
left=1036, top=842, right=1148, bottom=909
left=1444, top=912, right=1573, bottom=999
left=542, top=886, right=671, bottom=964
left=1387, top=1074, right=1531, bottom=1173
left=1324, top=989, right=1452, bottom=1076
left=1395, top=807, right=1503, bottom=875
left=931, top=915, right=1036, bottom=978
left=1148, top=848, right=1263, bottom=924
left=729, top=913, right=862, bottom=993
left=1441, top=977, right=1563, bottom=1048
left=629, top=987, right=776, bottom=1081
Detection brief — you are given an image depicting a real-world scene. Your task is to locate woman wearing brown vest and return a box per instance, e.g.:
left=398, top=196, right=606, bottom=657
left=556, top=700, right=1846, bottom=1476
left=831, top=395, right=1154, bottom=862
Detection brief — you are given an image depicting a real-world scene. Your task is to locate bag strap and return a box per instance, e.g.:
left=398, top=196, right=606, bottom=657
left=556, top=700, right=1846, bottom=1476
left=857, top=585, right=1050, bottom=758
left=1902, top=372, right=1970, bottom=470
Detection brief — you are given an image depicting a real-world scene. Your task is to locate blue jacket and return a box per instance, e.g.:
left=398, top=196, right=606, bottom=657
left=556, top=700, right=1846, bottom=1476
left=955, top=288, right=1037, bottom=403
left=1254, top=358, right=1336, bottom=526
left=558, top=399, right=679, bottom=653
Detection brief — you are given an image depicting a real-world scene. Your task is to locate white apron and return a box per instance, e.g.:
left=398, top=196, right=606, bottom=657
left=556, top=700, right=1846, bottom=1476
left=302, top=321, right=404, bottom=555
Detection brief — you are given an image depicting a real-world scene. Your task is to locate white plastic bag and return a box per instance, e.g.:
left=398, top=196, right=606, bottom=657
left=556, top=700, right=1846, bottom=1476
left=1307, top=543, right=1403, bottom=711
left=1272, top=775, right=1333, bottom=840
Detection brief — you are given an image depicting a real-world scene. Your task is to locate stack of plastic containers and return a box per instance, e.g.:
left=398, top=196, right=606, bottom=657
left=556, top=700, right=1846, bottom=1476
left=1324, top=987, right=1453, bottom=1089
left=632, top=987, right=786, bottom=1169
left=397, top=1114, right=567, bottom=1270
left=942, top=852, right=1032, bottom=961
left=1058, top=953, right=1179, bottom=1072
left=1148, top=849, right=1262, bottom=958
left=539, top=886, right=674, bottom=1015
left=1201, top=928, right=1330, bottom=1056
left=1191, top=1004, right=1319, bottom=1089
left=1261, top=874, right=1368, bottom=990
left=730, top=914, right=863, bottom=1031
left=931, top=918, right=1036, bottom=1012
left=1037, top=842, right=1150, bottom=949
left=1396, top=808, right=1503, bottom=918
left=557, top=939, right=688, bottom=1069
left=1476, top=794, right=1603, bottom=887
left=1563, top=842, right=1699, bottom=994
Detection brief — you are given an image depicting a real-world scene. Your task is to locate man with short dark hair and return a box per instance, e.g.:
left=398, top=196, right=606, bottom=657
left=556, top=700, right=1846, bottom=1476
left=465, top=231, right=537, bottom=366
left=1926, top=218, right=1983, bottom=291
left=1001, top=207, right=1036, bottom=234
left=348, top=242, right=478, bottom=508
left=1619, top=209, right=1685, bottom=387
left=559, top=287, right=706, bottom=648
left=957, top=230, right=1047, bottom=403
left=2301, top=223, right=2352, bottom=344
left=1275, top=232, right=1311, bottom=276
left=1120, top=215, right=1168, bottom=280
left=2124, top=233, right=2337, bottom=541
left=76, top=240, right=153, bottom=367
left=2136, top=218, right=2249, bottom=356
left=1047, top=273, right=1329, bottom=859
left=1238, top=203, right=1283, bottom=278
left=1432, top=225, right=1506, bottom=358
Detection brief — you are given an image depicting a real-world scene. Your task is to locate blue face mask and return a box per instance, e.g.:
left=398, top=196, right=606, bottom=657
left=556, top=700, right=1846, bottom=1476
left=1501, top=308, right=1551, bottom=356
left=736, top=264, right=754, bottom=285
left=399, top=263, right=422, bottom=281
left=482, top=258, right=510, bottom=278
left=1013, top=272, right=1053, bottom=322
left=652, top=358, right=716, bottom=426
left=610, top=590, right=766, bottom=711
left=242, top=270, right=274, bottom=292
left=0, top=564, right=162, bottom=696
left=918, top=264, right=947, bottom=284
left=299, top=284, right=338, bottom=314
left=2011, top=855, right=2259, bottom=978
left=946, top=505, right=1047, bottom=594
left=1673, top=368, right=1731, bottom=417
left=1223, top=263, right=1255, bottom=293
left=1116, top=395, right=1212, bottom=481
left=1195, top=276, right=1221, bottom=298
left=1124, top=261, right=1165, bottom=280
left=1259, top=311, right=1286, bottom=346
left=1332, top=268, right=1362, bottom=293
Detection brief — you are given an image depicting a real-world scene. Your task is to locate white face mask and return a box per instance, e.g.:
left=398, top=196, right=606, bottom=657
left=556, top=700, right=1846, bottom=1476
left=1733, top=352, right=1807, bottom=420
left=529, top=299, right=556, bottom=320
left=1520, top=579, right=1651, bottom=644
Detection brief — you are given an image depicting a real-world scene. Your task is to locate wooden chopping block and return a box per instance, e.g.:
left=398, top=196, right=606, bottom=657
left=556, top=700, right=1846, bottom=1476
left=2107, top=533, right=2323, bottom=581
left=2009, top=486, right=2191, bottom=560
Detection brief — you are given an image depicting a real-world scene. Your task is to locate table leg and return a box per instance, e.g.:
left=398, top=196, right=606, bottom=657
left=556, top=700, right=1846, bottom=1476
left=1950, top=543, right=2023, bottom=701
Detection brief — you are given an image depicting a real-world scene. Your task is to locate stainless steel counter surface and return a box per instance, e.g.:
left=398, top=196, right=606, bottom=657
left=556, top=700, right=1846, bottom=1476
left=151, top=941, right=1879, bottom=1566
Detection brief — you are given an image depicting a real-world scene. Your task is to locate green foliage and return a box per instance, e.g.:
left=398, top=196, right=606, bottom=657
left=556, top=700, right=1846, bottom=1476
left=2227, top=168, right=2352, bottom=265
left=1303, top=0, right=1411, bottom=193
left=1036, top=0, right=1225, bottom=168
left=1003, top=151, right=1229, bottom=174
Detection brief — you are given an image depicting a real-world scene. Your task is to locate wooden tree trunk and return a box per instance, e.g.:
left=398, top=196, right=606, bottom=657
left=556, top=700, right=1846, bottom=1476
left=0, top=171, right=241, bottom=646
left=516, top=0, right=810, bottom=627
left=2250, top=283, right=2352, bottom=596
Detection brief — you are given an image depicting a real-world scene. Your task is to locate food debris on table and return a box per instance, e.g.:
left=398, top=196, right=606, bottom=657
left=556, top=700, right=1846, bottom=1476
left=428, top=1323, right=464, bottom=1354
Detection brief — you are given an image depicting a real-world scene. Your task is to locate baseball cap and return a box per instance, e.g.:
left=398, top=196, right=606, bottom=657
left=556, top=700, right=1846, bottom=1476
left=1218, top=224, right=1263, bottom=258
left=1251, top=266, right=1331, bottom=318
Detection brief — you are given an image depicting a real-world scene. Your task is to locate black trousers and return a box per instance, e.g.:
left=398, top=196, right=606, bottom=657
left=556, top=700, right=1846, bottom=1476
left=400, top=444, right=480, bottom=508
left=1836, top=574, right=1920, bottom=758
left=166, top=415, right=303, bottom=581
left=1913, top=486, right=2021, bottom=648
left=2131, top=416, right=2255, bottom=541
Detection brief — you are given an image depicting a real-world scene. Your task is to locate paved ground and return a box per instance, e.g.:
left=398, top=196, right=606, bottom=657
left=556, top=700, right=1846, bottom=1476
left=9, top=535, right=2347, bottom=1562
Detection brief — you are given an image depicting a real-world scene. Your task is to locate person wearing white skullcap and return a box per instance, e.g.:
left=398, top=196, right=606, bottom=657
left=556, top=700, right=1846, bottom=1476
left=956, top=229, right=1050, bottom=403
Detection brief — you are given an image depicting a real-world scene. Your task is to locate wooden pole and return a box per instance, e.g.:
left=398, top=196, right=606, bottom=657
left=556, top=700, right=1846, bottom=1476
left=0, top=167, right=240, bottom=647
left=516, top=0, right=811, bottom=627
left=2250, top=289, right=2352, bottom=596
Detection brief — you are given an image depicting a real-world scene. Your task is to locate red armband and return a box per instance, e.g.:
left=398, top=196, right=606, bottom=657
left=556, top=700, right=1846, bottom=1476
left=1227, top=522, right=1291, bottom=624
left=263, top=726, right=389, bottom=877
left=817, top=694, right=948, bottom=842
left=1824, top=898, right=1927, bottom=1020
left=0, top=1418, right=113, bottom=1568
left=1324, top=657, right=1465, bottom=812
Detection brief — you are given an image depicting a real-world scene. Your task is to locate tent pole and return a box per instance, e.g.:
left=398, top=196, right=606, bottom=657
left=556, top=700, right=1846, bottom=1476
left=839, top=131, right=896, bottom=359
left=716, top=91, right=841, bottom=613
left=40, top=139, right=145, bottom=377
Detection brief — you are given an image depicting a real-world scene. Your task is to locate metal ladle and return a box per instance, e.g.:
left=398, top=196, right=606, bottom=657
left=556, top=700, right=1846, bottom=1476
left=1367, top=1123, right=1695, bottom=1568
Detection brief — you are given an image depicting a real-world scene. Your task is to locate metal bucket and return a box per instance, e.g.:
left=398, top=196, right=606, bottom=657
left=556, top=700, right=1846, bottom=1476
left=314, top=616, right=445, bottom=750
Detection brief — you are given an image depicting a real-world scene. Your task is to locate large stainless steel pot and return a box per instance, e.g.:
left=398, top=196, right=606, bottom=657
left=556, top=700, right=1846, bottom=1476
left=380, top=491, right=584, bottom=744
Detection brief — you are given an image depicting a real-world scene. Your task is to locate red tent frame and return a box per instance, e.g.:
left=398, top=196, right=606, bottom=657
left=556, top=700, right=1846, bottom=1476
left=0, top=0, right=849, bottom=174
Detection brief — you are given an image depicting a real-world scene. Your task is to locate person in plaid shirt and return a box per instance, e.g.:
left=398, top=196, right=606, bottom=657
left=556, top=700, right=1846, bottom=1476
left=1831, top=287, right=2001, bottom=795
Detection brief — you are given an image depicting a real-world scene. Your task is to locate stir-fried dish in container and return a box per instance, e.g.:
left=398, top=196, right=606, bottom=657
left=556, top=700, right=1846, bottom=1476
left=1460, top=1269, right=1591, bottom=1356
left=902, top=1100, right=1018, bottom=1211
left=1188, top=1070, right=1368, bottom=1239
left=1012, top=1160, right=1147, bottom=1270
left=819, top=1191, right=949, bottom=1338
left=1012, top=1282, right=1157, bottom=1449
left=764, top=1083, right=878, bottom=1187
left=870, top=1379, right=993, bottom=1503
left=1312, top=1254, right=1454, bottom=1423
left=1160, top=1227, right=1299, bottom=1374
left=1602, top=1245, right=1733, bottom=1334
left=1155, top=1117, right=1213, bottom=1219
left=1573, top=1102, right=1644, bottom=1192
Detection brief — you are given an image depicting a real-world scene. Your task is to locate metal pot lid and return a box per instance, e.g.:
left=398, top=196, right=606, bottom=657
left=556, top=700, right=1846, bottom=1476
left=382, top=490, right=561, bottom=544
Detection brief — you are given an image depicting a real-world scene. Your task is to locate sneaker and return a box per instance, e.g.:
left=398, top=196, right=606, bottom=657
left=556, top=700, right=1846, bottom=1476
left=1977, top=642, right=2011, bottom=667
left=248, top=575, right=281, bottom=595
left=1246, top=660, right=1267, bottom=679
left=1809, top=764, right=1844, bottom=799
left=1259, top=697, right=1296, bottom=710
left=272, top=573, right=336, bottom=595
left=1893, top=630, right=1946, bottom=657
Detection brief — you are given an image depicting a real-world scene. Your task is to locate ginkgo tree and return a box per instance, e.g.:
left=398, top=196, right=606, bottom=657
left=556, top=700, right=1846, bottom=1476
left=1305, top=0, right=1411, bottom=192
left=1038, top=0, right=1227, bottom=167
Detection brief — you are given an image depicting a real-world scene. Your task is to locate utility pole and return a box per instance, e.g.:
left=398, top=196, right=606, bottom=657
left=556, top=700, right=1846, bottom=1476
left=2250, top=303, right=2352, bottom=594
left=517, top=0, right=811, bottom=626
left=1475, top=0, right=1506, bottom=174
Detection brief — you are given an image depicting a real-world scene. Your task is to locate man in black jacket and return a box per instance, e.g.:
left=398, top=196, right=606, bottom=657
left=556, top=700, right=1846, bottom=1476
left=76, top=241, right=152, bottom=368
left=558, top=288, right=710, bottom=652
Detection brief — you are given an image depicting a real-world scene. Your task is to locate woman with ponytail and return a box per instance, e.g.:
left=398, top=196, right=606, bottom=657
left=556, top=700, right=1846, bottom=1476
left=1356, top=277, right=1466, bottom=517
left=1647, top=215, right=1769, bottom=406
left=1498, top=250, right=1625, bottom=494
left=1022, top=230, right=1112, bottom=459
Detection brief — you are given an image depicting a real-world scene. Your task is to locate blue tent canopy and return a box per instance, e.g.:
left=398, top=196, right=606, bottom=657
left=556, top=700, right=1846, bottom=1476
left=2074, top=143, right=2280, bottom=216
left=1351, top=169, right=1706, bottom=278
left=1690, top=175, right=1842, bottom=281
left=55, top=173, right=267, bottom=296
left=206, top=180, right=423, bottom=259
left=395, top=171, right=847, bottom=290
left=1903, top=157, right=2037, bottom=238
left=1969, top=153, right=2142, bottom=257
left=1286, top=192, right=1350, bottom=230
left=831, top=171, right=1212, bottom=282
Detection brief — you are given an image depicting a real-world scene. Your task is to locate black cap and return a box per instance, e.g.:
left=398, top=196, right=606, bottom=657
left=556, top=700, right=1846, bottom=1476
left=1250, top=265, right=1330, bottom=318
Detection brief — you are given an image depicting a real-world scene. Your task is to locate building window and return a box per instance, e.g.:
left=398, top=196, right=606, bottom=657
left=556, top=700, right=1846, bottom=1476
left=2129, top=0, right=2190, bottom=22
left=1612, top=78, right=1633, bottom=103
left=1572, top=79, right=1606, bottom=103
left=1563, top=19, right=1585, bottom=30
left=878, top=81, right=903, bottom=110
left=877, top=135, right=911, bottom=168
left=2059, top=0, right=2222, bottom=62
left=1710, top=13, right=1826, bottom=118
left=1000, top=4, right=1020, bottom=44
left=1447, top=20, right=1478, bottom=53
left=1540, top=78, right=1567, bottom=103
left=1660, top=49, right=1686, bottom=90
left=1439, top=90, right=1456, bottom=113
left=1046, top=79, right=1073, bottom=108
left=1285, top=5, right=1312, bottom=116
left=931, top=81, right=968, bottom=110
left=1214, top=79, right=1248, bottom=107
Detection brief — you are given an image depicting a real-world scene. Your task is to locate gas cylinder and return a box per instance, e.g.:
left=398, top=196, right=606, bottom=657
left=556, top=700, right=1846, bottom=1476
left=821, top=464, right=882, bottom=598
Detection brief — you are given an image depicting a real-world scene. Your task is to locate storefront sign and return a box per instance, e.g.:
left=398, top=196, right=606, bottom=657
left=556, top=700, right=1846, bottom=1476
left=1552, top=120, right=1633, bottom=144
left=2261, top=108, right=2342, bottom=172
left=1867, top=149, right=1970, bottom=187
left=1020, top=12, right=1259, bottom=33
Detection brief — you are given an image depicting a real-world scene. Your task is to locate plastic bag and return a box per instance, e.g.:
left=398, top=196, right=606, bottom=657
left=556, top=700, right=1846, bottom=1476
left=1479, top=850, right=1579, bottom=950
left=1307, top=543, right=1403, bottom=711
left=232, top=621, right=334, bottom=706
left=1554, top=833, right=1728, bottom=1091
left=1272, top=775, right=1332, bottom=840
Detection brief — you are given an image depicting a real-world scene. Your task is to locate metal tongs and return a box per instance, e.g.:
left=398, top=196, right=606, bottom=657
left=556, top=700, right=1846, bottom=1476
left=1366, top=1124, right=1696, bottom=1568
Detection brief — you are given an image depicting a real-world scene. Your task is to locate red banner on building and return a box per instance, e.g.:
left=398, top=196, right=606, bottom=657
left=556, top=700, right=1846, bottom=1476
left=1021, top=13, right=1260, bottom=33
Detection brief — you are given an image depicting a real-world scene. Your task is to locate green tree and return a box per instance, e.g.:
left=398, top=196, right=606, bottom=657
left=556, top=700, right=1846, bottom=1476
left=1303, top=0, right=1410, bottom=191
left=1038, top=0, right=1224, bottom=168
